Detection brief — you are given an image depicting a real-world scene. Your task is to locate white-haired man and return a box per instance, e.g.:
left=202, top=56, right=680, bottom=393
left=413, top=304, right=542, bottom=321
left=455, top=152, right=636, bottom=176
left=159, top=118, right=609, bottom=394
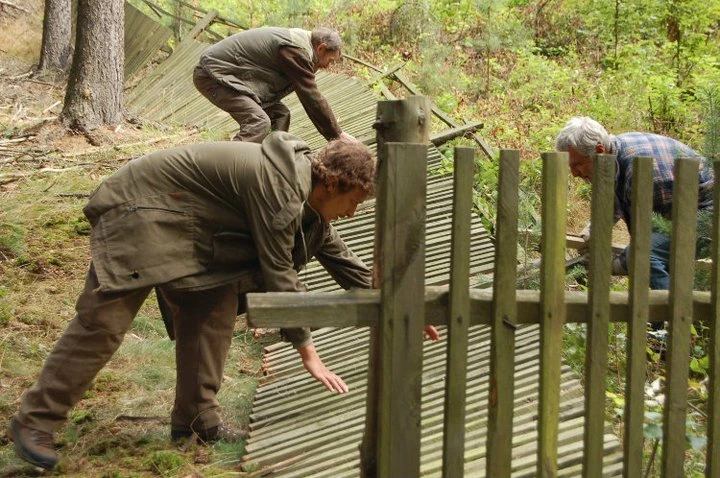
left=555, top=116, right=714, bottom=327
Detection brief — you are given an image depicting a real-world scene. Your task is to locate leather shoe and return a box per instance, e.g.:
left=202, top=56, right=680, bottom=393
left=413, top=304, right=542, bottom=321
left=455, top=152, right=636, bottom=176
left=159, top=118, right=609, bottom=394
left=171, top=423, right=247, bottom=444
left=8, top=417, right=58, bottom=469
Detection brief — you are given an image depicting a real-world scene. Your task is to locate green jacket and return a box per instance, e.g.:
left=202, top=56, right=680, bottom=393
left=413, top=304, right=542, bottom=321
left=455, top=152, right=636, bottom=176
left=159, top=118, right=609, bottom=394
left=198, top=27, right=313, bottom=107
left=83, top=132, right=371, bottom=346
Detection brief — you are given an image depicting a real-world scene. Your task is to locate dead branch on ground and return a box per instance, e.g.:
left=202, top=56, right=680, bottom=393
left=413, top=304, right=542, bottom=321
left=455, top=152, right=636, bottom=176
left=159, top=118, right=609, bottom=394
left=0, top=0, right=29, bottom=13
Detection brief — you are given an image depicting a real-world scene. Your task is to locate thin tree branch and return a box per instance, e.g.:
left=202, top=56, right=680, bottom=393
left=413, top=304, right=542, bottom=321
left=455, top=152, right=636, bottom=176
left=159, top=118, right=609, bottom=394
left=0, top=0, right=29, bottom=13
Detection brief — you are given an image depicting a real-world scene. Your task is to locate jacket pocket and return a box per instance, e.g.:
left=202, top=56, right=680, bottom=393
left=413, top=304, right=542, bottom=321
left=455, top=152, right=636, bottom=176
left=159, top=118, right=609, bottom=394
left=210, top=231, right=259, bottom=269
left=92, top=195, right=200, bottom=290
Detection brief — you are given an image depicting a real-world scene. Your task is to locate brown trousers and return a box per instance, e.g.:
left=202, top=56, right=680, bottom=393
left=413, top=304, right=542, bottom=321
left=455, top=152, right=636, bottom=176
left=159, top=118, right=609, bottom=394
left=16, top=264, right=239, bottom=434
left=193, top=66, right=291, bottom=143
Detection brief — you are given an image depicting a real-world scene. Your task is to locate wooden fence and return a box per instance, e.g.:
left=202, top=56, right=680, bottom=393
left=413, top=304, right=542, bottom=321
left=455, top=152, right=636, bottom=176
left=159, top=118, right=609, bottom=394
left=247, top=97, right=720, bottom=477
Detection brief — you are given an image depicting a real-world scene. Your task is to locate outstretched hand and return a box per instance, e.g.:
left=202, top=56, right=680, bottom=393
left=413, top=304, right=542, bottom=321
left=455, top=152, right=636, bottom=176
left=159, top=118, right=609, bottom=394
left=298, top=344, right=349, bottom=393
left=424, top=325, right=440, bottom=341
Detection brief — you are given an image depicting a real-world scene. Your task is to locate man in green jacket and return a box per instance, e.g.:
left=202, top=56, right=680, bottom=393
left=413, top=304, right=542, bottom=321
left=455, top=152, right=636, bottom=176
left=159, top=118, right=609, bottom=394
left=194, top=26, right=355, bottom=143
left=8, top=132, right=374, bottom=470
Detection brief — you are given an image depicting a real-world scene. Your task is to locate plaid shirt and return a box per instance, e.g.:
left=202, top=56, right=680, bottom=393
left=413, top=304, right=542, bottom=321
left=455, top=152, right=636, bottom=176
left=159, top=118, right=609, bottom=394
left=611, top=132, right=714, bottom=230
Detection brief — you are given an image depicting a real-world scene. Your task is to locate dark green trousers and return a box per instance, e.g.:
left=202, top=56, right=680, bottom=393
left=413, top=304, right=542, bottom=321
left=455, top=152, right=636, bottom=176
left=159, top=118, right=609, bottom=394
left=193, top=66, right=291, bottom=143
left=16, top=263, right=239, bottom=434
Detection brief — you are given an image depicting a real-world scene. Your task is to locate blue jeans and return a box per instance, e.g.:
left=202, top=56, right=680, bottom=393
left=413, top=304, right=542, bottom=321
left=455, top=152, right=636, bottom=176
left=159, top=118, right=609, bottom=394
left=621, top=232, right=671, bottom=330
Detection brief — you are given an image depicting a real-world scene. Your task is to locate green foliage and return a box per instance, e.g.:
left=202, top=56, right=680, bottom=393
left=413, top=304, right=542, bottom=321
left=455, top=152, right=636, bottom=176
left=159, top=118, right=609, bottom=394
left=699, top=85, right=720, bottom=161
left=652, top=210, right=713, bottom=260
left=473, top=153, right=500, bottom=235
left=647, top=73, right=693, bottom=135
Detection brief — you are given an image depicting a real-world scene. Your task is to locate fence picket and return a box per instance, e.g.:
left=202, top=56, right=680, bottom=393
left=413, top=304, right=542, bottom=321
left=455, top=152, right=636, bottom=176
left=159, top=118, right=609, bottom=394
left=709, top=161, right=720, bottom=478
left=377, top=142, right=427, bottom=478
left=538, top=152, right=569, bottom=478
left=662, top=158, right=700, bottom=477
left=583, top=154, right=616, bottom=477
left=441, top=147, right=475, bottom=477
left=487, top=149, right=520, bottom=478
left=624, top=157, right=653, bottom=478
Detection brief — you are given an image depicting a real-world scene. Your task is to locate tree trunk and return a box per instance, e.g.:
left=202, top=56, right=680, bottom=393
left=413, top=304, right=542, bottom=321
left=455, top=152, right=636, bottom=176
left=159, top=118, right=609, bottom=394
left=38, top=0, right=73, bottom=72
left=61, top=0, right=124, bottom=131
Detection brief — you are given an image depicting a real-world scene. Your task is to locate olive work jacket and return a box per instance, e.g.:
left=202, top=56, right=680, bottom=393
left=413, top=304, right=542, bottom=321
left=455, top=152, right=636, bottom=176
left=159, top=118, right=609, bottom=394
left=83, top=132, right=372, bottom=347
left=198, top=26, right=342, bottom=140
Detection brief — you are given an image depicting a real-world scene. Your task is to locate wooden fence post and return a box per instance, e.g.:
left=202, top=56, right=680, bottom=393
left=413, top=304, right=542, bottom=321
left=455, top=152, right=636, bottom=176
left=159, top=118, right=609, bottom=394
left=583, top=154, right=615, bottom=478
left=360, top=96, right=431, bottom=478
left=623, top=157, right=653, bottom=478
left=486, top=149, right=520, bottom=477
left=662, top=158, right=700, bottom=477
left=708, top=160, right=720, bottom=477
left=538, top=152, right=568, bottom=478
left=442, top=146, right=475, bottom=477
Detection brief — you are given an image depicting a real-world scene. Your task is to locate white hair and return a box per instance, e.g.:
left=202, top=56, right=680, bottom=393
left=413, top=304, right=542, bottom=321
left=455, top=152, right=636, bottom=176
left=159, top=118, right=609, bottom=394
left=555, top=116, right=612, bottom=156
left=311, top=27, right=341, bottom=51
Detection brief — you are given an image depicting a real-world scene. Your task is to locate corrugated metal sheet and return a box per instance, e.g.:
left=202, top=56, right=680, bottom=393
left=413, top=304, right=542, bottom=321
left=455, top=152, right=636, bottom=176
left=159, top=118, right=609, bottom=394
left=124, top=3, right=172, bottom=80
left=244, top=325, right=624, bottom=477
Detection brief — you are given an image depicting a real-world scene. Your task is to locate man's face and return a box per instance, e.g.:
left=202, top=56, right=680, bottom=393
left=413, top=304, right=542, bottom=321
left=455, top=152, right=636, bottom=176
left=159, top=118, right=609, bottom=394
left=314, top=185, right=368, bottom=222
left=315, top=43, right=341, bottom=70
left=568, top=147, right=594, bottom=183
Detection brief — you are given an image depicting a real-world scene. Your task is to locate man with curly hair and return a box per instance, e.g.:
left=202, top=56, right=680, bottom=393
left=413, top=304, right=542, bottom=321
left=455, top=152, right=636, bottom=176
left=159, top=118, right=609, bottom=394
left=8, top=132, right=376, bottom=470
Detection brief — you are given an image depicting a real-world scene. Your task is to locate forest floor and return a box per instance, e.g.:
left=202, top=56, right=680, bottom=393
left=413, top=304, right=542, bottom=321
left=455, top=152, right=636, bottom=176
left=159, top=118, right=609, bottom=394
left=0, top=2, right=277, bottom=477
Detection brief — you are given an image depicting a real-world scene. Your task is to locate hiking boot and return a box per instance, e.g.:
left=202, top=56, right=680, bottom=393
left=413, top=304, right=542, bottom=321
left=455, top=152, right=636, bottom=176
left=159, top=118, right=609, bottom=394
left=171, top=423, right=248, bottom=444
left=8, top=417, right=58, bottom=470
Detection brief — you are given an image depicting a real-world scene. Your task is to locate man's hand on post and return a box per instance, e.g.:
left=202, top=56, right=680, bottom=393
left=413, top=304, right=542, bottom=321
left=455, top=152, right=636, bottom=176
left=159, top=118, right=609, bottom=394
left=297, top=343, right=349, bottom=393
left=424, top=325, right=440, bottom=341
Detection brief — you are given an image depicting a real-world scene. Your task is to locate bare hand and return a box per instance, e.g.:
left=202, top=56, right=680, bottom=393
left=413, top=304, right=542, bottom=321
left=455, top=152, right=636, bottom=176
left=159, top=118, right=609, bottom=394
left=424, top=325, right=440, bottom=341
left=298, top=344, right=349, bottom=393
left=578, top=222, right=591, bottom=254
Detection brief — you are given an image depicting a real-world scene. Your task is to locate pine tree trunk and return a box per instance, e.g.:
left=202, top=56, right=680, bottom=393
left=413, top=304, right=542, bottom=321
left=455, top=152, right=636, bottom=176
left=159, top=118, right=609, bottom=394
left=61, top=0, right=124, bottom=131
left=38, top=0, right=73, bottom=72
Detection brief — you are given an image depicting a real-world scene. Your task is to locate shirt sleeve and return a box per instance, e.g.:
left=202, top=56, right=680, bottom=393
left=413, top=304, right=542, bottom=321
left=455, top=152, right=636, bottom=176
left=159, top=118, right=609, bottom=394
left=276, top=46, right=342, bottom=141
left=244, top=180, right=312, bottom=349
left=316, top=224, right=372, bottom=289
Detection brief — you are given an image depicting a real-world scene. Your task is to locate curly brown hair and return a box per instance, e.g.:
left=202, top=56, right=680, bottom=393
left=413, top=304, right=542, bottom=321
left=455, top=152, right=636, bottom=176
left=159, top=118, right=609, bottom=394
left=311, top=139, right=376, bottom=195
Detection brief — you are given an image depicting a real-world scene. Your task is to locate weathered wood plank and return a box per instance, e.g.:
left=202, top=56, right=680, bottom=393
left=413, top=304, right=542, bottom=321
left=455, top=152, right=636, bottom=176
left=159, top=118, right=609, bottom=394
left=430, top=122, right=484, bottom=146
left=623, top=156, right=653, bottom=477
left=247, top=288, right=714, bottom=328
left=441, top=147, right=474, bottom=478
left=182, top=9, right=218, bottom=43
left=538, top=152, right=569, bottom=478
left=583, top=154, right=615, bottom=478
left=708, top=161, right=720, bottom=477
left=661, top=158, right=699, bottom=477
left=377, top=142, right=428, bottom=477
left=361, top=96, right=431, bottom=478
left=486, top=149, right=520, bottom=478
